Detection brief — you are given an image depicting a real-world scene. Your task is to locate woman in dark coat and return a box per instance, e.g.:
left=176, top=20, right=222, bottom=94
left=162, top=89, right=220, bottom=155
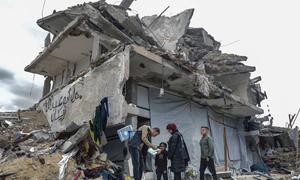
left=166, top=123, right=190, bottom=180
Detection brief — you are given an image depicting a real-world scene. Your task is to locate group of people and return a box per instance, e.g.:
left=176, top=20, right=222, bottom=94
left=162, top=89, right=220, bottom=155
left=128, top=123, right=218, bottom=180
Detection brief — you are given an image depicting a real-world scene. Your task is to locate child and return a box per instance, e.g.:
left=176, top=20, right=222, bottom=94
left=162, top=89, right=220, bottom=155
left=155, top=142, right=168, bottom=180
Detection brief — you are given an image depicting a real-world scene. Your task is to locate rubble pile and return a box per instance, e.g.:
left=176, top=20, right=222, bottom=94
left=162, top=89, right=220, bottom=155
left=202, top=52, right=254, bottom=76
left=177, top=28, right=220, bottom=63
left=264, top=148, right=298, bottom=173
left=0, top=111, right=48, bottom=138
left=258, top=127, right=300, bottom=175
left=0, top=111, right=123, bottom=179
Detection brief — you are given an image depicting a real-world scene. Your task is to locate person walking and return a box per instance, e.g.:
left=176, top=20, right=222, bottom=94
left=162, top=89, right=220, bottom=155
left=128, top=125, right=160, bottom=180
left=199, top=126, right=217, bottom=180
left=166, top=123, right=190, bottom=180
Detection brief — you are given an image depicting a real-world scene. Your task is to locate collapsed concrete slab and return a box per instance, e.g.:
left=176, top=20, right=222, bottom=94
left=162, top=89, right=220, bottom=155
left=142, top=9, right=194, bottom=52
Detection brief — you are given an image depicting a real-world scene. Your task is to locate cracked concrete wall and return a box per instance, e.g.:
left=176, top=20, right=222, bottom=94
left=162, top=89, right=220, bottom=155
left=38, top=47, right=130, bottom=132
left=51, top=59, right=88, bottom=92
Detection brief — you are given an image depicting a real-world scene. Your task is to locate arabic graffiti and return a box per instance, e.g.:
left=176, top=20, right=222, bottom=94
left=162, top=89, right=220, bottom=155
left=50, top=105, right=66, bottom=122
left=43, top=86, right=82, bottom=122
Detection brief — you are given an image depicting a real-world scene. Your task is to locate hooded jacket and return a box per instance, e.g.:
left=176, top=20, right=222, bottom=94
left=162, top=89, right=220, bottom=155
left=168, top=130, right=190, bottom=172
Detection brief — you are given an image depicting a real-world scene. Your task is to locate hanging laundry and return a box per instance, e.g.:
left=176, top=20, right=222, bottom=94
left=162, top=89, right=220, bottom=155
left=89, top=97, right=109, bottom=145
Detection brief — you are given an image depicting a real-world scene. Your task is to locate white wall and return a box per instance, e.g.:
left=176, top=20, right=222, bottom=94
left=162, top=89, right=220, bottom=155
left=39, top=47, right=130, bottom=131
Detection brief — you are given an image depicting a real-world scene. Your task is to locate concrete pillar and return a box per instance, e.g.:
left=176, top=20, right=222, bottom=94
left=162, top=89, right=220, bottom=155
left=42, top=76, right=52, bottom=97
left=123, top=78, right=138, bottom=177
left=125, top=78, right=137, bottom=105
left=91, top=34, right=101, bottom=63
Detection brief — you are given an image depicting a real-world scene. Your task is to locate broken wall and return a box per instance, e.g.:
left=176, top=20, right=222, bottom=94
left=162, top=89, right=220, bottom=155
left=38, top=47, right=130, bottom=132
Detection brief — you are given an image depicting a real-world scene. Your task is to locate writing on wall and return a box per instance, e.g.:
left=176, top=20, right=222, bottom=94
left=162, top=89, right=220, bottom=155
left=43, top=86, right=82, bottom=122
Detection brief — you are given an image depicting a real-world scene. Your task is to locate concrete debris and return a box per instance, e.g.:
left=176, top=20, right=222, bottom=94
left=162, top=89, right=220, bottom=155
left=0, top=171, right=16, bottom=179
left=0, top=148, right=4, bottom=159
left=0, top=135, right=9, bottom=149
left=203, top=51, right=247, bottom=62
left=177, top=28, right=220, bottom=62
left=194, top=73, right=211, bottom=97
left=61, top=125, right=89, bottom=153
left=4, top=120, right=13, bottom=127
left=0, top=110, right=124, bottom=180
left=0, top=112, right=19, bottom=120
left=193, top=73, right=223, bottom=98
left=203, top=51, right=255, bottom=75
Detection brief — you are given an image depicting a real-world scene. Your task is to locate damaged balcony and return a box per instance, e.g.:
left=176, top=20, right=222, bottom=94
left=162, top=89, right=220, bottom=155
left=25, top=17, right=93, bottom=77
left=24, top=16, right=122, bottom=94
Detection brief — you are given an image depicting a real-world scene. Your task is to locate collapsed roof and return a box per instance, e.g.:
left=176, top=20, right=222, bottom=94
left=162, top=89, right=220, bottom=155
left=24, top=0, right=266, bottom=117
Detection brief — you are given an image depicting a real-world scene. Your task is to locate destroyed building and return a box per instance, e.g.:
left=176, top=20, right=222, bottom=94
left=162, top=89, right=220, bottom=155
left=23, top=0, right=268, bottom=175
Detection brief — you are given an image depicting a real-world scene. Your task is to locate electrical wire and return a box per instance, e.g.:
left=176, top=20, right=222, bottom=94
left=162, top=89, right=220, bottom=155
left=41, top=0, right=47, bottom=18
left=221, top=40, right=240, bottom=48
left=29, top=74, right=36, bottom=97
left=161, top=59, right=165, bottom=89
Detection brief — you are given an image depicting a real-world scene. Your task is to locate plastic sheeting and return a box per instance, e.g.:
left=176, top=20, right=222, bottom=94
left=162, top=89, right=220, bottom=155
left=58, top=147, right=79, bottom=180
left=208, top=111, right=251, bottom=169
left=149, top=88, right=251, bottom=170
left=149, top=88, right=208, bottom=168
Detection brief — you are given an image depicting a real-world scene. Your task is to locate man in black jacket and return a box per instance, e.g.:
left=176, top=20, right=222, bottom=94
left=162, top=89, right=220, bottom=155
left=155, top=142, right=168, bottom=180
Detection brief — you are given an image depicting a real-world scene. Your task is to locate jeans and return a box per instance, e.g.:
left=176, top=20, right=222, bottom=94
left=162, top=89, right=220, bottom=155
left=174, top=172, right=182, bottom=180
left=199, top=158, right=217, bottom=180
left=129, top=147, right=144, bottom=180
left=156, top=169, right=168, bottom=180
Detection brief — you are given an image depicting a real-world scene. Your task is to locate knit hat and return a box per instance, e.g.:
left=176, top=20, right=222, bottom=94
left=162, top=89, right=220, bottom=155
left=166, top=123, right=177, bottom=131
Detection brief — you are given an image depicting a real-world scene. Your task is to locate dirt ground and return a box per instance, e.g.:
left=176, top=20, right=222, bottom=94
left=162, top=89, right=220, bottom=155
left=0, top=151, right=76, bottom=180
left=0, top=110, right=77, bottom=180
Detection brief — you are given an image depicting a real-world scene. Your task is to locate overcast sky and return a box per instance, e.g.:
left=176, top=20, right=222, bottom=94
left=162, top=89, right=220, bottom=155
left=0, top=0, right=299, bottom=127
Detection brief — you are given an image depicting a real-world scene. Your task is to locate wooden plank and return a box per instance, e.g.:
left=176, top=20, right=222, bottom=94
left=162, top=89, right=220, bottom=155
left=224, top=125, right=228, bottom=171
